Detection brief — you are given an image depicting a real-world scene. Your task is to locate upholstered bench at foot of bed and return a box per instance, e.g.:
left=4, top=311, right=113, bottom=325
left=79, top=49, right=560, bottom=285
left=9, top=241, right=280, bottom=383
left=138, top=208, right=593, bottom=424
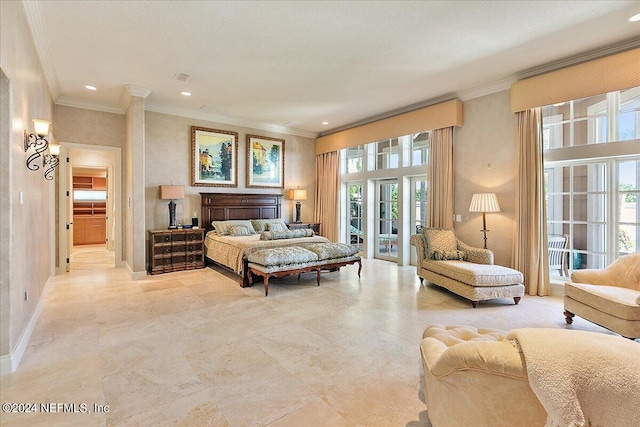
left=246, top=243, right=362, bottom=296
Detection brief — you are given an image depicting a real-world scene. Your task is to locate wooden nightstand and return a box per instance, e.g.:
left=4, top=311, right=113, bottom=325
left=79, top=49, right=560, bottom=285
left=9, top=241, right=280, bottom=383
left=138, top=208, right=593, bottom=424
left=148, top=228, right=205, bottom=274
left=288, top=222, right=321, bottom=234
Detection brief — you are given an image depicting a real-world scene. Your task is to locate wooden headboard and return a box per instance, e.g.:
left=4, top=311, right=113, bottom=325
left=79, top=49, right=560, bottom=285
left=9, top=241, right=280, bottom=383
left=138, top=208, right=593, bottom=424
left=200, top=193, right=282, bottom=231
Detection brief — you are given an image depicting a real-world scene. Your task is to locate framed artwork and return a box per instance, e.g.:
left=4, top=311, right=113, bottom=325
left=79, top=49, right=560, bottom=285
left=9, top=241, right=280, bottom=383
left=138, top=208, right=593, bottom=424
left=191, top=126, right=238, bottom=187
left=246, top=134, right=285, bottom=188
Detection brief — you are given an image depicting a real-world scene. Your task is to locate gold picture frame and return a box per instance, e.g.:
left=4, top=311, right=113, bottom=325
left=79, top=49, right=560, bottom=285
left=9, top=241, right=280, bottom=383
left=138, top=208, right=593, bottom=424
left=191, top=126, right=238, bottom=187
left=246, top=134, right=285, bottom=188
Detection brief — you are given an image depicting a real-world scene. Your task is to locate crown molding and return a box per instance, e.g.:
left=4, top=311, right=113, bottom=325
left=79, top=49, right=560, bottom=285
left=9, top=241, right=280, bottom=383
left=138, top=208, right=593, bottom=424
left=457, top=77, right=515, bottom=101
left=55, top=96, right=125, bottom=114
left=145, top=102, right=318, bottom=139
left=516, top=37, right=640, bottom=81
left=22, top=0, right=60, bottom=100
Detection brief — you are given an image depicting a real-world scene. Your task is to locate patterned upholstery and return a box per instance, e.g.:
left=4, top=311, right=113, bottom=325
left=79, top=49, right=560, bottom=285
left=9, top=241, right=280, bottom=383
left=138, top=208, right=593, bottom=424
left=248, top=246, right=317, bottom=266
left=303, top=242, right=359, bottom=260
left=423, top=228, right=457, bottom=258
left=423, top=260, right=524, bottom=287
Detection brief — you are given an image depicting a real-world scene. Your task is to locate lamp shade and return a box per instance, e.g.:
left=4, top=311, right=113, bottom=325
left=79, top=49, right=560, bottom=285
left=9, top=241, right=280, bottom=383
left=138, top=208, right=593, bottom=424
left=49, top=143, right=61, bottom=156
left=288, top=189, right=308, bottom=201
left=159, top=185, right=184, bottom=200
left=469, top=193, right=500, bottom=213
left=32, top=119, right=51, bottom=137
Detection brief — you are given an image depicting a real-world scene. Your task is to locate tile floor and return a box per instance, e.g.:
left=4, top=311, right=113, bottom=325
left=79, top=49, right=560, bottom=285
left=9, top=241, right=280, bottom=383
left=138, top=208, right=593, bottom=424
left=1, top=246, right=612, bottom=426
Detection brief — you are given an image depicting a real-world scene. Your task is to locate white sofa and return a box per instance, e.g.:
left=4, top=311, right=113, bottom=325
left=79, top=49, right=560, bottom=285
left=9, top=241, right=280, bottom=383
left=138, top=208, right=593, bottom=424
left=411, top=228, right=524, bottom=307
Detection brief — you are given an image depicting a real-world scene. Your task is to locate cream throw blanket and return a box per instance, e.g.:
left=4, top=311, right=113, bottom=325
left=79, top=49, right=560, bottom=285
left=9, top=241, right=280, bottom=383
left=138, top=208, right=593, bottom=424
left=506, top=328, right=640, bottom=427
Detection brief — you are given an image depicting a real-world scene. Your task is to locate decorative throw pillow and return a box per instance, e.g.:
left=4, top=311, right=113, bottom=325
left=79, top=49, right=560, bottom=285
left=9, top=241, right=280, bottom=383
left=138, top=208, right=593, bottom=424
left=211, top=220, right=256, bottom=236
left=431, top=250, right=466, bottom=261
left=267, top=222, right=286, bottom=232
left=229, top=225, right=250, bottom=236
left=251, top=219, right=287, bottom=233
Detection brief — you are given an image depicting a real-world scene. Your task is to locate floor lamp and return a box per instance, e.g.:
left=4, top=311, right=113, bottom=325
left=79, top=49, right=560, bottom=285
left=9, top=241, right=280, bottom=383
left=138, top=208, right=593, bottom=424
left=469, top=193, right=500, bottom=249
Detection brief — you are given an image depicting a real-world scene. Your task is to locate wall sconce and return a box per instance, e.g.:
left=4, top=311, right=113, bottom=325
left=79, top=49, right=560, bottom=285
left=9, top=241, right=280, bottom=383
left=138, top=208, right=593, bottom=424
left=43, top=141, right=60, bottom=181
left=469, top=193, right=501, bottom=249
left=24, top=119, right=60, bottom=180
left=288, top=188, right=308, bottom=223
left=160, top=185, right=185, bottom=229
left=24, top=119, right=51, bottom=171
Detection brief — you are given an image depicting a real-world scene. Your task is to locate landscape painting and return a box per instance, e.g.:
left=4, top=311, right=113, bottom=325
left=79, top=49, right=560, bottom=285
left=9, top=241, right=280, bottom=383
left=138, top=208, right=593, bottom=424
left=246, top=134, right=284, bottom=188
left=191, top=126, right=238, bottom=187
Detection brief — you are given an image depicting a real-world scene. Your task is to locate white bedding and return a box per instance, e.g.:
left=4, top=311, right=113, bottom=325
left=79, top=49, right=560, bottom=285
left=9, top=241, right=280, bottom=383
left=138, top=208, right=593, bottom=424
left=204, top=232, right=329, bottom=274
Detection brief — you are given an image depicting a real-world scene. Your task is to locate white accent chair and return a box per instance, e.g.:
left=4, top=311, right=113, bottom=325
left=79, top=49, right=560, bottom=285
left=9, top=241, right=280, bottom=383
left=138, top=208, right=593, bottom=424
left=564, top=252, right=640, bottom=339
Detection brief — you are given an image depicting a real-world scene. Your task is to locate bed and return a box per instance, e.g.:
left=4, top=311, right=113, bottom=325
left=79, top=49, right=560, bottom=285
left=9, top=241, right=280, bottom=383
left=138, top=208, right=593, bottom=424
left=200, top=192, right=329, bottom=286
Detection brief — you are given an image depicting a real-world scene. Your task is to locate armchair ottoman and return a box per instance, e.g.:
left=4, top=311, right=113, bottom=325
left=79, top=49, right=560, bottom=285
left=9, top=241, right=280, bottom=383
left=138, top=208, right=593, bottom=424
left=420, top=325, right=547, bottom=427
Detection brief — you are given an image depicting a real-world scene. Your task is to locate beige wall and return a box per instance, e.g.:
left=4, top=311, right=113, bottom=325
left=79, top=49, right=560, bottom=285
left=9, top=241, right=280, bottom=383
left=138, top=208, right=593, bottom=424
left=454, top=90, right=518, bottom=267
left=144, top=112, right=317, bottom=237
left=1, top=1, right=55, bottom=365
left=55, top=105, right=126, bottom=148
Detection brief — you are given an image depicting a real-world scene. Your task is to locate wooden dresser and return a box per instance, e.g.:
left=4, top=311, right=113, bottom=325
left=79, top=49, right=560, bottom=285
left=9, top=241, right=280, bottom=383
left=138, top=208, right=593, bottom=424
left=147, top=228, right=205, bottom=274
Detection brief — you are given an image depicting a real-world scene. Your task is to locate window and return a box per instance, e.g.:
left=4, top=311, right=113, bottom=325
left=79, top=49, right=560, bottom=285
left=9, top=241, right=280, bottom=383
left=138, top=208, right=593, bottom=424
left=375, top=138, right=399, bottom=169
left=340, top=130, right=430, bottom=264
left=411, top=132, right=429, bottom=166
left=348, top=183, right=364, bottom=251
left=342, top=145, right=365, bottom=174
left=376, top=180, right=398, bottom=259
left=543, top=86, right=640, bottom=277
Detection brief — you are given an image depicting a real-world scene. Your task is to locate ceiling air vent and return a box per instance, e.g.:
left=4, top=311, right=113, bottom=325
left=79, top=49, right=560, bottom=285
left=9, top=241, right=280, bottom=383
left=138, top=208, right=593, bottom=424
left=200, top=105, right=217, bottom=112
left=173, top=72, right=190, bottom=82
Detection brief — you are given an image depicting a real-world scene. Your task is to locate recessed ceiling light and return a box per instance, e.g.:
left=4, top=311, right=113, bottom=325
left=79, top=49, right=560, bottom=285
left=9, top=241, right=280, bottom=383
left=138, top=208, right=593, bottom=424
left=181, top=91, right=192, bottom=96
left=630, top=12, right=640, bottom=22
left=85, top=85, right=97, bottom=91
left=322, top=121, right=329, bottom=125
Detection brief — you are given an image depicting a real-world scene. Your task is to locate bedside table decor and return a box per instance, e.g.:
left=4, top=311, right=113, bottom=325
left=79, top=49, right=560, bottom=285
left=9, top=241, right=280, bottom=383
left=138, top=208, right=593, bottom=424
left=160, top=185, right=184, bottom=229
left=288, top=188, right=307, bottom=223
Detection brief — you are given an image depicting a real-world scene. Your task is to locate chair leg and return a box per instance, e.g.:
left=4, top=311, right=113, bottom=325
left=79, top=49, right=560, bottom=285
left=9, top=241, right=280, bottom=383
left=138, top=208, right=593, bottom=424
left=564, top=310, right=575, bottom=324
left=471, top=300, right=478, bottom=308
left=264, top=276, right=269, bottom=297
left=513, top=297, right=521, bottom=305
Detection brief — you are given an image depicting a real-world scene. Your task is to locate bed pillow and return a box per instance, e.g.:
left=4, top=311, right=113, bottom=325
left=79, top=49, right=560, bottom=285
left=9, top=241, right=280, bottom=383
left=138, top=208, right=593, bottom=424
left=211, top=220, right=257, bottom=236
left=266, top=222, right=287, bottom=232
left=229, top=225, right=251, bottom=236
left=260, top=229, right=314, bottom=240
left=251, top=219, right=288, bottom=233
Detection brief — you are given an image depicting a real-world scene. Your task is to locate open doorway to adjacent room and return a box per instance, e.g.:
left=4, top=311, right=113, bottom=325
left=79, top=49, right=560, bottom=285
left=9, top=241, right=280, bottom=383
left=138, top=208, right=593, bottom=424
left=58, top=144, right=122, bottom=273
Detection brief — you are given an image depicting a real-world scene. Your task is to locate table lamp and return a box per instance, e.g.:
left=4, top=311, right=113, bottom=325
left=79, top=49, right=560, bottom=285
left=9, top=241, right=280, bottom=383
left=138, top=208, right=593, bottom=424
left=288, top=189, right=308, bottom=223
left=160, top=185, right=184, bottom=229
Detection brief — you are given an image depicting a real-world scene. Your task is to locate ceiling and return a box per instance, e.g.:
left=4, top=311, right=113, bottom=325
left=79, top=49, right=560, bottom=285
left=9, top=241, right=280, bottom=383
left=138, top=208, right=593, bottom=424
left=24, top=1, right=640, bottom=137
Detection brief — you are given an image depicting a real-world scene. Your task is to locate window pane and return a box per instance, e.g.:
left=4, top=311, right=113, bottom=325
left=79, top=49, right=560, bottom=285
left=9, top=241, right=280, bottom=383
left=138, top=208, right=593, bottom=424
left=619, top=88, right=640, bottom=141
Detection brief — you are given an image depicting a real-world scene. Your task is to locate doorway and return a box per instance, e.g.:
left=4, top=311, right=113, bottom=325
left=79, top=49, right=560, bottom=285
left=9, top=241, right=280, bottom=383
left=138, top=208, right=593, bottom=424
left=57, top=143, right=122, bottom=273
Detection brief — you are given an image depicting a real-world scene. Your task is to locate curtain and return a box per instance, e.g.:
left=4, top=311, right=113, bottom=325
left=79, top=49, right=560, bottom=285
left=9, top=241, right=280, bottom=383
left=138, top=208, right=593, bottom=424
left=513, top=108, right=550, bottom=296
left=427, top=127, right=454, bottom=229
left=314, top=151, right=339, bottom=242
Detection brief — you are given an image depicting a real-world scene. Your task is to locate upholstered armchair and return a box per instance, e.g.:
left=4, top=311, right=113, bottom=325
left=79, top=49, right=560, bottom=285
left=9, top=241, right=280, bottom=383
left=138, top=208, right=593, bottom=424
left=564, top=252, right=640, bottom=339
